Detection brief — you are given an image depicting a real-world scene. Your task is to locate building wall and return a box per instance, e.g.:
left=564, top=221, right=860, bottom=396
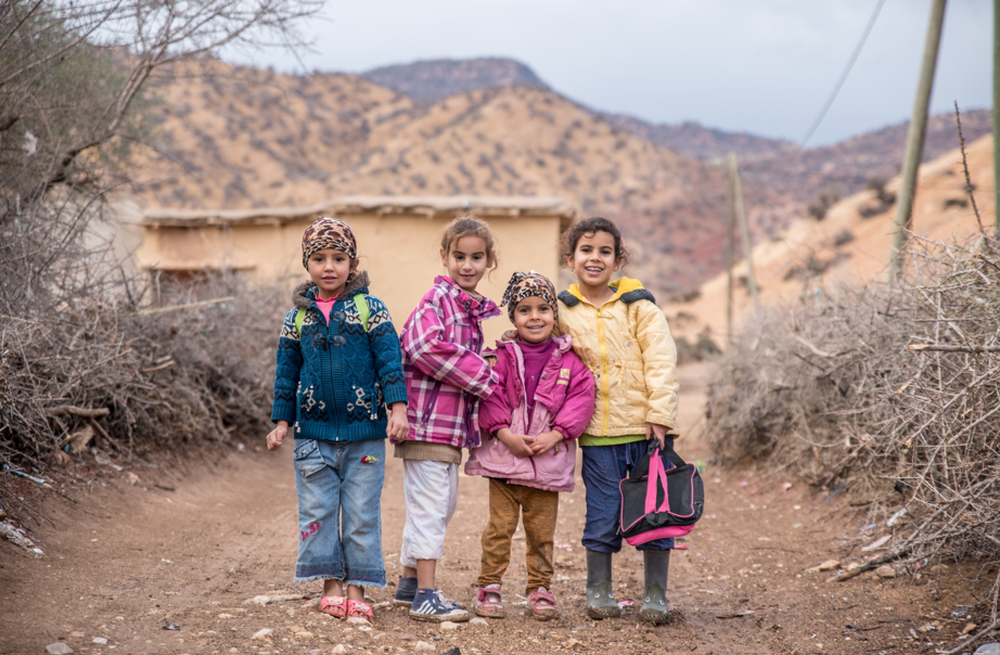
left=136, top=212, right=564, bottom=344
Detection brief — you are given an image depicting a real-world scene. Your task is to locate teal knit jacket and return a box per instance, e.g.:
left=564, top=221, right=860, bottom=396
left=271, top=272, right=407, bottom=442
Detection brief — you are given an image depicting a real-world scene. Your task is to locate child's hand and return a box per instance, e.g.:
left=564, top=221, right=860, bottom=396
left=645, top=423, right=670, bottom=450
left=529, top=430, right=563, bottom=456
left=497, top=428, right=535, bottom=458
left=386, top=402, right=409, bottom=443
left=267, top=421, right=289, bottom=451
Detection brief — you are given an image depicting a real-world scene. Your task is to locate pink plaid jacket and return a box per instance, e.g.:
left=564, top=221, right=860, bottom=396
left=399, top=276, right=501, bottom=449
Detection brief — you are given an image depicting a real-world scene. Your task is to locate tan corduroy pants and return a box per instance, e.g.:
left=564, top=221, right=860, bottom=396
left=478, top=478, right=559, bottom=593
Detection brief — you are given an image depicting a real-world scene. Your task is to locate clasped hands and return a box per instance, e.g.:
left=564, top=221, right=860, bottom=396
left=495, top=427, right=562, bottom=458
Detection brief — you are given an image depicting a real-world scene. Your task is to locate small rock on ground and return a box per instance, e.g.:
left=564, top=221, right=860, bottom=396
left=46, top=644, right=73, bottom=655
left=875, top=565, right=897, bottom=578
left=809, top=559, right=840, bottom=572
left=974, top=644, right=1000, bottom=655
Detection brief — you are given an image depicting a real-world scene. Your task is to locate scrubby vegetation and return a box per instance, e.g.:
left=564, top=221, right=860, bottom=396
left=1, top=276, right=281, bottom=471
left=0, top=0, right=320, bottom=508
left=706, top=233, right=1000, bottom=607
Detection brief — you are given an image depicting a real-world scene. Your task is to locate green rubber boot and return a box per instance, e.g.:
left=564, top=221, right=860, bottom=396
left=638, top=550, right=670, bottom=625
left=585, top=550, right=620, bottom=619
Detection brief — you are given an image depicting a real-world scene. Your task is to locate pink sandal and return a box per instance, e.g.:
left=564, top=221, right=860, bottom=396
left=320, top=595, right=347, bottom=618
left=527, top=587, right=558, bottom=621
left=346, top=598, right=374, bottom=626
left=473, top=584, right=504, bottom=618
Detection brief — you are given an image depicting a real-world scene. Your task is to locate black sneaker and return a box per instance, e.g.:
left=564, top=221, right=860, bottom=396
left=409, top=588, right=470, bottom=622
left=393, top=576, right=417, bottom=607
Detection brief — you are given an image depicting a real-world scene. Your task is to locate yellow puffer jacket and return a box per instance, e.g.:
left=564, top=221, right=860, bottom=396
left=557, top=277, right=679, bottom=438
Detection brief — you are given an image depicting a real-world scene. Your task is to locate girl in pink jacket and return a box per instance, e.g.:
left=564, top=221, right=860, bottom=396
left=465, top=272, right=595, bottom=621
left=393, top=215, right=501, bottom=623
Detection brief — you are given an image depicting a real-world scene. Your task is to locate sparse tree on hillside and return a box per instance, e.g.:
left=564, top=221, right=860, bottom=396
left=0, top=0, right=323, bottom=313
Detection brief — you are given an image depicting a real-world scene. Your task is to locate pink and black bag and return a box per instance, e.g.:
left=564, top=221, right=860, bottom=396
left=619, top=441, right=704, bottom=546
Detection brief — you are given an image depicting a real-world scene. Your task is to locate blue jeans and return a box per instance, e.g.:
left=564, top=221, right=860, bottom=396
left=580, top=438, right=675, bottom=553
left=293, top=438, right=386, bottom=587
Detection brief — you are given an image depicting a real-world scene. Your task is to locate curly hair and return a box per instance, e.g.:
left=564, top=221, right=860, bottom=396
left=560, top=216, right=630, bottom=268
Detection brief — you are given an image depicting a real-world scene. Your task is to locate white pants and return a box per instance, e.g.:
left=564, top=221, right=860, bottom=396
left=399, top=459, right=459, bottom=568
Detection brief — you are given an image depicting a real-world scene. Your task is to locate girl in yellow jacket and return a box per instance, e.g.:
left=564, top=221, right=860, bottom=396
left=556, top=216, right=680, bottom=626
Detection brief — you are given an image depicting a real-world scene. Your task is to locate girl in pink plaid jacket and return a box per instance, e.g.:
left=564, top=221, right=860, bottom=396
left=391, top=215, right=501, bottom=622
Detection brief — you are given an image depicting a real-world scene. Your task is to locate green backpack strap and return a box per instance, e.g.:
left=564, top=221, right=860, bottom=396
left=353, top=294, right=369, bottom=333
left=295, top=296, right=368, bottom=338
left=294, top=307, right=306, bottom=339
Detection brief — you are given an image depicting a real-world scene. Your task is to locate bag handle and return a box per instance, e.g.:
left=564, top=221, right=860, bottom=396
left=628, top=441, right=656, bottom=480
left=644, top=450, right=665, bottom=514
left=629, top=439, right=686, bottom=480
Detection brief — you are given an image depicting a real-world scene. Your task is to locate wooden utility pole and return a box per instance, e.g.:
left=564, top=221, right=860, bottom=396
left=889, top=0, right=948, bottom=282
left=728, top=153, right=760, bottom=312
left=726, top=153, right=736, bottom=342
left=994, top=0, right=999, bottom=233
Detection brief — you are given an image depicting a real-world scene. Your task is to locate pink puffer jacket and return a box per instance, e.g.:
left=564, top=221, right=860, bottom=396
left=465, top=334, right=596, bottom=492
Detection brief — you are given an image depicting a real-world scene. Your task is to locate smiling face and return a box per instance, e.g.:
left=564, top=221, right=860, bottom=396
left=567, top=229, right=620, bottom=292
left=442, top=235, right=490, bottom=292
left=513, top=295, right=555, bottom=344
left=307, top=248, right=354, bottom=299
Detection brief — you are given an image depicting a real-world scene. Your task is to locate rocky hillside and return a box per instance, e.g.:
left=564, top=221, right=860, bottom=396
left=666, top=134, right=996, bottom=342
left=599, top=114, right=798, bottom=161
left=131, top=58, right=796, bottom=298
left=362, top=58, right=548, bottom=101
left=359, top=58, right=992, bottom=204
left=739, top=109, right=993, bottom=204
left=130, top=57, right=990, bottom=299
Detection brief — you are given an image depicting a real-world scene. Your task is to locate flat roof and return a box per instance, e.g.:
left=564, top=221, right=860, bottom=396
left=141, top=195, right=577, bottom=228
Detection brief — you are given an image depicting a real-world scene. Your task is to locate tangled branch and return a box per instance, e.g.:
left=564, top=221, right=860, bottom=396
left=707, top=232, right=1000, bottom=617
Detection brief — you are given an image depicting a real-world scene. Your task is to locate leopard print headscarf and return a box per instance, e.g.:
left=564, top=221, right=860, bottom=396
left=301, top=217, right=357, bottom=268
left=500, top=271, right=558, bottom=322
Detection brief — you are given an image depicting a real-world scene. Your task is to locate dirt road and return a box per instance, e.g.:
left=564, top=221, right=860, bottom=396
left=0, top=363, right=984, bottom=654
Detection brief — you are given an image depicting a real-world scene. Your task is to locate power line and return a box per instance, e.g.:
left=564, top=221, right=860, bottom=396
left=800, top=0, right=888, bottom=148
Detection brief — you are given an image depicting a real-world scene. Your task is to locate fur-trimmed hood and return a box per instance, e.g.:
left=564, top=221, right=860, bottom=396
left=292, top=270, right=371, bottom=308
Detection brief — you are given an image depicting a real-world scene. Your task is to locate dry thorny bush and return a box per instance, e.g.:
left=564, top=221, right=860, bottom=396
left=0, top=0, right=322, bottom=525
left=706, top=233, right=1000, bottom=612
left=0, top=273, right=283, bottom=498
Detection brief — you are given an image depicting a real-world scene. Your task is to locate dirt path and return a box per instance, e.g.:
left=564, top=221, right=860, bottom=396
left=0, top=363, right=983, bottom=655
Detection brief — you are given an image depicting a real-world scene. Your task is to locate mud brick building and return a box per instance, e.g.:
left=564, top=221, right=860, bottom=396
left=131, top=195, right=576, bottom=342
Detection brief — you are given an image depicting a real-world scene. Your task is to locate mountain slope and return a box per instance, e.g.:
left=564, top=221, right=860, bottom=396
left=362, top=58, right=548, bottom=101
left=134, top=59, right=416, bottom=208
left=599, top=114, right=798, bottom=161
left=130, top=57, right=989, bottom=300
left=739, top=110, right=993, bottom=203
left=358, top=57, right=992, bottom=204
left=667, top=134, right=996, bottom=342
left=131, top=58, right=797, bottom=297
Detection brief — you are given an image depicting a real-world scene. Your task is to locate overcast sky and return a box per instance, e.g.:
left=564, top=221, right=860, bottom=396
left=232, top=0, right=992, bottom=147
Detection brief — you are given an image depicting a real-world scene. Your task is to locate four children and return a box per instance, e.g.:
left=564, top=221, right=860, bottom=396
left=269, top=213, right=682, bottom=627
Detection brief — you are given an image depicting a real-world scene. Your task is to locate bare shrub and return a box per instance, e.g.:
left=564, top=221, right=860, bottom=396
left=675, top=331, right=721, bottom=365
left=807, top=182, right=840, bottom=220
left=0, top=273, right=283, bottom=470
left=858, top=177, right=897, bottom=218
left=706, top=233, right=1000, bottom=609
left=0, top=0, right=322, bottom=488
